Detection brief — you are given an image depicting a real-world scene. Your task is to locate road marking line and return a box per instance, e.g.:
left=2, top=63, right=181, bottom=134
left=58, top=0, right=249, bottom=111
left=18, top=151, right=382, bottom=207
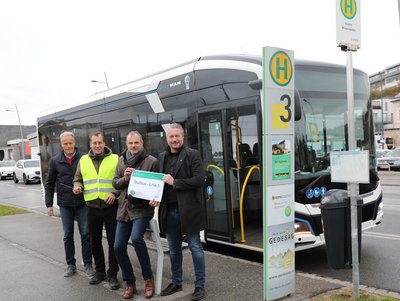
left=2, top=184, right=41, bottom=191
left=383, top=204, right=400, bottom=207
left=364, top=231, right=400, bottom=241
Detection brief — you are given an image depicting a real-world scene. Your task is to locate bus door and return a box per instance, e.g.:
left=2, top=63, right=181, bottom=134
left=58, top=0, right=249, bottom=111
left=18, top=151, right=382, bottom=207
left=198, top=103, right=261, bottom=247
left=199, top=110, right=232, bottom=242
left=103, top=124, right=132, bottom=156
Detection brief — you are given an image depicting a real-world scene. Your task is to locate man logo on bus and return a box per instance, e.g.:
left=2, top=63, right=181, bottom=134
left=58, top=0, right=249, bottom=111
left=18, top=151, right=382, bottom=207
left=340, top=0, right=357, bottom=20
left=269, top=51, right=292, bottom=87
left=184, top=75, right=191, bottom=90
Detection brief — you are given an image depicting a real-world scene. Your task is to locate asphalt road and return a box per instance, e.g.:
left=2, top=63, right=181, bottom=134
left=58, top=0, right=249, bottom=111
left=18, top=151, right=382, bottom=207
left=0, top=180, right=52, bottom=215
left=295, top=171, right=400, bottom=293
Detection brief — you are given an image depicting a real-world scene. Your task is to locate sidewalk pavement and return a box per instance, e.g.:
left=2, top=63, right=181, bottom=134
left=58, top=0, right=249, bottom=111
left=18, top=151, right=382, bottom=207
left=0, top=211, right=398, bottom=301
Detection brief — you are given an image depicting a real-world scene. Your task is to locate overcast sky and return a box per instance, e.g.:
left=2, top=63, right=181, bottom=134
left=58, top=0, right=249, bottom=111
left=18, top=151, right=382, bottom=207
left=1, top=0, right=399, bottom=126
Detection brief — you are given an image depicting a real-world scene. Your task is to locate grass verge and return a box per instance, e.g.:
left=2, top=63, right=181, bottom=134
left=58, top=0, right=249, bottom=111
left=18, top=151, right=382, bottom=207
left=0, top=204, right=30, bottom=216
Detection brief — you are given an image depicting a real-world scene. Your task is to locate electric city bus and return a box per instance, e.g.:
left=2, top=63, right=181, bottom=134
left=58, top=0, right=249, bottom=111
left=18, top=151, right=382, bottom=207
left=37, top=54, right=383, bottom=252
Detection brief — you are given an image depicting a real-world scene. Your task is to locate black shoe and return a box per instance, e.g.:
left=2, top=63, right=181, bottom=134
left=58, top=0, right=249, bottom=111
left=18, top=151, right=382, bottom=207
left=109, top=276, right=120, bottom=290
left=160, top=283, right=182, bottom=296
left=89, top=272, right=107, bottom=285
left=192, top=287, right=205, bottom=301
left=63, top=264, right=76, bottom=277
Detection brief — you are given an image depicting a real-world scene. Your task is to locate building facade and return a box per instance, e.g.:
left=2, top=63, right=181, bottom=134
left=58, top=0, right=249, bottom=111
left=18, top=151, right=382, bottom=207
left=370, top=63, right=400, bottom=148
left=0, top=125, right=36, bottom=161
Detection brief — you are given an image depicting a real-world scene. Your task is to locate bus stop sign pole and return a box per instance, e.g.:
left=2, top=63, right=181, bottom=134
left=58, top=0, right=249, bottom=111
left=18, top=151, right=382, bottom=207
left=346, top=48, right=360, bottom=300
left=336, top=0, right=361, bottom=298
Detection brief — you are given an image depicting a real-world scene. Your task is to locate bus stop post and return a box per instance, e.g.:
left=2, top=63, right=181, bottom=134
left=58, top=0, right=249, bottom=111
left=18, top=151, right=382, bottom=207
left=149, top=219, right=163, bottom=295
left=346, top=48, right=360, bottom=299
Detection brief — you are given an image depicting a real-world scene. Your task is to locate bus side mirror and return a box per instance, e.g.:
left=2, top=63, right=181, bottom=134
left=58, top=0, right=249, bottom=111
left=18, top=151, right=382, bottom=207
left=248, top=79, right=262, bottom=90
left=294, top=89, right=302, bottom=121
left=248, top=79, right=302, bottom=121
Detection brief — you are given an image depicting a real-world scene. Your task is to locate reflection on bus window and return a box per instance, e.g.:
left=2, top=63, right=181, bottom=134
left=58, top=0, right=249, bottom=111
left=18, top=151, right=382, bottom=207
left=295, top=68, right=373, bottom=178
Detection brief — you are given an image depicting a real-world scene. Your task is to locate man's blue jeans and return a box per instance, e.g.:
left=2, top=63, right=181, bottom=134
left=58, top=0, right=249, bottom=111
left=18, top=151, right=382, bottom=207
left=59, top=204, right=92, bottom=266
left=114, top=217, right=153, bottom=285
left=166, top=208, right=205, bottom=288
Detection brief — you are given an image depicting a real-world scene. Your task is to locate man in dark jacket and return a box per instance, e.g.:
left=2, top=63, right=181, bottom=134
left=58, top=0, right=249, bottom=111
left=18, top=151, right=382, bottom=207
left=150, top=123, right=206, bottom=301
left=45, top=131, right=94, bottom=277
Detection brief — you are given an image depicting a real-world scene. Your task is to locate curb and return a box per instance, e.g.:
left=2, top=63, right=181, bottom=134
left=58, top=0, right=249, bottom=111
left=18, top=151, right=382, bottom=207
left=297, top=271, right=400, bottom=299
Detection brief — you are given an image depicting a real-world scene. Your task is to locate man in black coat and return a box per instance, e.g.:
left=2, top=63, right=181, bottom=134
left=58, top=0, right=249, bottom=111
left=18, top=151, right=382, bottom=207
left=150, top=123, right=206, bottom=301
left=45, top=131, right=93, bottom=277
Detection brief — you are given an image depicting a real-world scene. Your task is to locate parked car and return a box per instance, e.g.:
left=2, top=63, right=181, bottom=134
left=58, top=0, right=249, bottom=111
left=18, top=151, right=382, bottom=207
left=13, top=159, right=41, bottom=184
left=376, top=149, right=390, bottom=159
left=0, top=160, right=16, bottom=180
left=377, top=148, right=400, bottom=171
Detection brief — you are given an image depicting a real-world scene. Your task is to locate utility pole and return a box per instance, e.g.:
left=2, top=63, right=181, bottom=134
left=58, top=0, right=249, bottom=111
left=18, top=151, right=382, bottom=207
left=5, top=104, right=25, bottom=160
left=380, top=72, right=384, bottom=149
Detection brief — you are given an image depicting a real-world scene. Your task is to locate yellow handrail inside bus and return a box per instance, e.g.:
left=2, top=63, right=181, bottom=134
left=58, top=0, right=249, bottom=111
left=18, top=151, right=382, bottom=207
left=239, top=165, right=260, bottom=243
left=206, top=164, right=224, bottom=176
left=206, top=163, right=236, bottom=227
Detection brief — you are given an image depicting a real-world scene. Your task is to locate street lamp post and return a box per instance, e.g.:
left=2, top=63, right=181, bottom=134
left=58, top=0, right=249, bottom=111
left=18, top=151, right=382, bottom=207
left=5, top=104, right=25, bottom=160
left=91, top=71, right=109, bottom=88
left=398, top=0, right=400, bottom=27
left=380, top=72, right=385, bottom=149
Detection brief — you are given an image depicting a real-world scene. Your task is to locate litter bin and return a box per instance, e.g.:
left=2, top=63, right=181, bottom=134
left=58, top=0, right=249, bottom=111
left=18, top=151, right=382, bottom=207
left=320, top=189, right=362, bottom=269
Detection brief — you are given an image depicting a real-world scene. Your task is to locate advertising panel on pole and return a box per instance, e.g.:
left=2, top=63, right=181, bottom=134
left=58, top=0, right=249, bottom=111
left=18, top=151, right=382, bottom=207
left=262, top=46, right=295, bottom=300
left=336, top=0, right=361, bottom=49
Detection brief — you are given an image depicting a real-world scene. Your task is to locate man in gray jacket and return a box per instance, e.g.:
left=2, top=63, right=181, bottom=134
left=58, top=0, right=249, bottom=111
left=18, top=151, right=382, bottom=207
left=113, top=131, right=159, bottom=299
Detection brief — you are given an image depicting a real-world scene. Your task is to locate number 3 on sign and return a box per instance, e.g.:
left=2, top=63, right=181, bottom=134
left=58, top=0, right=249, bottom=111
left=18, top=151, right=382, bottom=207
left=272, top=94, right=292, bottom=129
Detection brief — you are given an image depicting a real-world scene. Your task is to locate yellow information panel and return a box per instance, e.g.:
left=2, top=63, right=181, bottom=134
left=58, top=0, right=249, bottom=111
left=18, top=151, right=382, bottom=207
left=271, top=104, right=290, bottom=129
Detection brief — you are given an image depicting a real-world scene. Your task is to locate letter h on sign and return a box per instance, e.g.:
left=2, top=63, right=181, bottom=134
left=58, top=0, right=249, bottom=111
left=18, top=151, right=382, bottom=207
left=275, top=58, right=288, bottom=81
left=344, top=0, right=353, bottom=15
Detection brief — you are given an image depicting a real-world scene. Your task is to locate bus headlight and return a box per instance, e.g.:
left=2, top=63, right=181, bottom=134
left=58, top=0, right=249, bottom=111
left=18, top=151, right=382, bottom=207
left=294, top=221, right=312, bottom=235
left=378, top=201, right=383, bottom=213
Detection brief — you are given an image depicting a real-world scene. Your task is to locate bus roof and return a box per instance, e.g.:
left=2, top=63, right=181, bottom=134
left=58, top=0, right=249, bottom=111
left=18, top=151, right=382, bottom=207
left=37, top=54, right=367, bottom=122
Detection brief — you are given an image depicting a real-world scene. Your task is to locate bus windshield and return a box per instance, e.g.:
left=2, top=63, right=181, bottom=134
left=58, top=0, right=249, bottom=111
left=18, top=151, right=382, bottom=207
left=294, top=64, right=374, bottom=178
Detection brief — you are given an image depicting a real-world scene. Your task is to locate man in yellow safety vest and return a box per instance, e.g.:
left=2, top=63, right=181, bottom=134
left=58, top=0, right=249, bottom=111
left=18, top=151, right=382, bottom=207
left=73, top=132, right=120, bottom=290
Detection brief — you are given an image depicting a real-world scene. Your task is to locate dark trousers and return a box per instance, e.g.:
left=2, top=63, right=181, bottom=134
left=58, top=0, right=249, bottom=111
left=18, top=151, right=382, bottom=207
left=114, top=217, right=153, bottom=285
left=59, top=205, right=92, bottom=266
left=87, top=205, right=119, bottom=277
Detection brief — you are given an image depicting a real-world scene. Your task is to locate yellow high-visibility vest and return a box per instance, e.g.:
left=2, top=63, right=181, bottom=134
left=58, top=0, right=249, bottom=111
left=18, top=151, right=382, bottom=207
left=80, top=154, right=118, bottom=202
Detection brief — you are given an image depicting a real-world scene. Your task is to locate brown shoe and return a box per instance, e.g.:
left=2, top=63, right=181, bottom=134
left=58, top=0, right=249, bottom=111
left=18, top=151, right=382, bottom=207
left=122, top=284, right=136, bottom=299
left=144, top=277, right=154, bottom=299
